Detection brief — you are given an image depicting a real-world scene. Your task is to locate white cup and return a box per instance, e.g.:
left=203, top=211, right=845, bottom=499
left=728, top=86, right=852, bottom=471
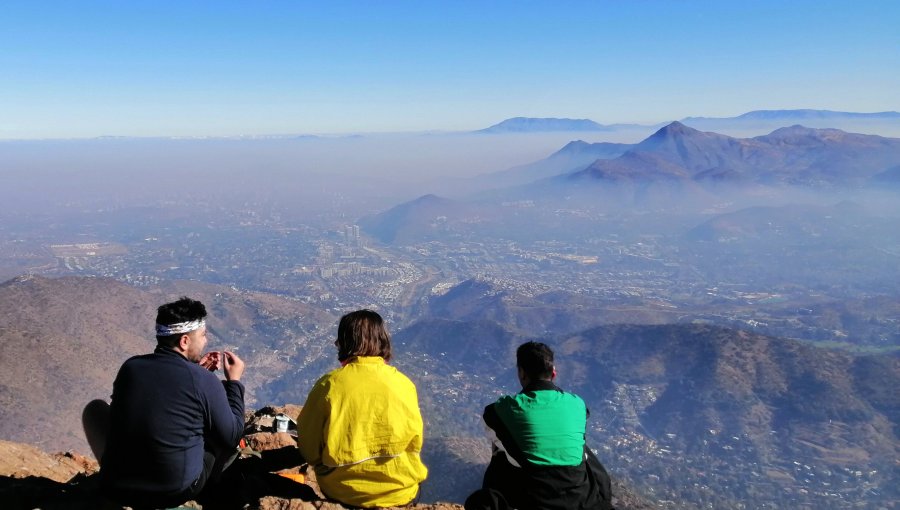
left=274, top=414, right=289, bottom=433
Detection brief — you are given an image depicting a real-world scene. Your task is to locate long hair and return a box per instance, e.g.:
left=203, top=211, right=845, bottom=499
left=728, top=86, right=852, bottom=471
left=336, top=309, right=392, bottom=363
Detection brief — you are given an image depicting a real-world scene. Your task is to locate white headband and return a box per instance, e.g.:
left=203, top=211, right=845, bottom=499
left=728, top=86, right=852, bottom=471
left=156, top=319, right=206, bottom=336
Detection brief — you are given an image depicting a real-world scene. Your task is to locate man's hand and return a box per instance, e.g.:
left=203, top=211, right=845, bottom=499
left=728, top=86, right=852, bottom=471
left=222, top=351, right=245, bottom=382
left=199, top=351, right=220, bottom=371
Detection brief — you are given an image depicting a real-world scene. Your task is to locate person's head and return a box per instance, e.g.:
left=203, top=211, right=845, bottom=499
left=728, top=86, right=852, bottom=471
left=516, top=341, right=556, bottom=387
left=335, top=309, right=392, bottom=363
left=156, top=297, right=208, bottom=362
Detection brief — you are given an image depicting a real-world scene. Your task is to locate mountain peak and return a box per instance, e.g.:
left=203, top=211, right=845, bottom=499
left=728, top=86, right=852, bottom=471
left=755, top=124, right=863, bottom=146
left=762, top=124, right=844, bottom=138
left=632, top=121, right=719, bottom=154
left=649, top=121, right=700, bottom=139
left=413, top=193, right=451, bottom=205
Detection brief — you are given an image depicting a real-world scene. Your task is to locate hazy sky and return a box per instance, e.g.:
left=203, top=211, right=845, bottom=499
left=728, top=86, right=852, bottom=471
left=2, top=1, right=898, bottom=139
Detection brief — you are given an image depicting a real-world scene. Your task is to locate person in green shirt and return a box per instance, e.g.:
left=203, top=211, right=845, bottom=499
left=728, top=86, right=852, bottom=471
left=465, top=341, right=614, bottom=510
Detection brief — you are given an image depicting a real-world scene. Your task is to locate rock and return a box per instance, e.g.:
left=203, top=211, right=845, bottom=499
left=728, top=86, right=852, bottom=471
left=245, top=432, right=297, bottom=452
left=255, top=496, right=317, bottom=510
left=255, top=405, right=303, bottom=421
left=0, top=440, right=97, bottom=482
left=246, top=405, right=302, bottom=434
left=0, top=405, right=648, bottom=510
left=252, top=499, right=463, bottom=510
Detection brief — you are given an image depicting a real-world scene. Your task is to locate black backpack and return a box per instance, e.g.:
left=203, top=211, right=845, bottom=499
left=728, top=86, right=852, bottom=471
left=584, top=445, right=615, bottom=510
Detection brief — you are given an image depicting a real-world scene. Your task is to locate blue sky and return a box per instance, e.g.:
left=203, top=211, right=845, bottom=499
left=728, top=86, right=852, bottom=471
left=1, top=1, right=898, bottom=138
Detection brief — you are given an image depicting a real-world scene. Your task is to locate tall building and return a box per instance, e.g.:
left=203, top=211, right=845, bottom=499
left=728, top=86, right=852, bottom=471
left=344, top=224, right=361, bottom=249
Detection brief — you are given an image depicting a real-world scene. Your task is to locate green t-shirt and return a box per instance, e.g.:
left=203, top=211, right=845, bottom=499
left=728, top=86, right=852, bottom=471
left=492, top=385, right=587, bottom=467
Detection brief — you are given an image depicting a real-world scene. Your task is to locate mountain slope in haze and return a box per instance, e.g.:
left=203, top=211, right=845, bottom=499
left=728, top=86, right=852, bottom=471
left=685, top=201, right=868, bottom=242
left=357, top=194, right=498, bottom=244
left=566, top=122, right=900, bottom=187
left=872, top=164, right=900, bottom=185
left=685, top=109, right=900, bottom=122
left=427, top=123, right=900, bottom=214
left=468, top=139, right=633, bottom=189
left=476, top=117, right=610, bottom=133
left=682, top=109, right=900, bottom=136
left=679, top=200, right=900, bottom=296
left=479, top=110, right=900, bottom=135
left=0, top=275, right=336, bottom=454
left=754, top=125, right=900, bottom=185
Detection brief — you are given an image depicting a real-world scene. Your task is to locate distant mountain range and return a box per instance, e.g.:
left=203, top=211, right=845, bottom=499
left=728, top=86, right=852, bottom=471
left=686, top=109, right=900, bottom=122
left=476, top=117, right=614, bottom=133
left=476, top=110, right=900, bottom=134
left=364, top=123, right=900, bottom=238
left=566, top=122, right=900, bottom=188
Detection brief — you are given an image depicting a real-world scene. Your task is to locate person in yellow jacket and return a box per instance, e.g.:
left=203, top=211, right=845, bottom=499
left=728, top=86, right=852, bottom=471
left=297, top=309, right=428, bottom=507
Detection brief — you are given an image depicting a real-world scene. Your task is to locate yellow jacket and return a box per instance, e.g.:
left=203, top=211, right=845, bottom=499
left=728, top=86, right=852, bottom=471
left=297, top=356, right=428, bottom=507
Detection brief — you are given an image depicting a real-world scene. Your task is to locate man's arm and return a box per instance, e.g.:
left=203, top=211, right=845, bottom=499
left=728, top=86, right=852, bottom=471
left=200, top=352, right=246, bottom=450
left=483, top=402, right=529, bottom=467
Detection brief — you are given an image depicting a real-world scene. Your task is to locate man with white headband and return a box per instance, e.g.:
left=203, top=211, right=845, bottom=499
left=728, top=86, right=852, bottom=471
left=82, top=296, right=246, bottom=508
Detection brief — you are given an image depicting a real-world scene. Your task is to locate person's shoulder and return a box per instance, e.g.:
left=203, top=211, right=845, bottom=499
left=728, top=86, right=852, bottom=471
left=123, top=351, right=159, bottom=362
left=492, top=393, right=520, bottom=409
left=557, top=390, right=588, bottom=412
left=563, top=389, right=587, bottom=403
left=354, top=360, right=418, bottom=388
left=384, top=363, right=415, bottom=382
left=552, top=386, right=585, bottom=401
left=310, top=366, right=342, bottom=389
left=118, top=351, right=163, bottom=370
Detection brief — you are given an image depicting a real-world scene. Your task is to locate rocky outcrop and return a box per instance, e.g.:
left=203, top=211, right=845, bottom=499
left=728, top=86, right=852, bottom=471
left=255, top=498, right=462, bottom=510
left=0, top=405, right=655, bottom=510
left=0, top=407, right=466, bottom=510
left=0, top=440, right=98, bottom=482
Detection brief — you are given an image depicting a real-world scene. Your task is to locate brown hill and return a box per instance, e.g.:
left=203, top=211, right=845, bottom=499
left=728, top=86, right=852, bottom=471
left=394, top=317, right=900, bottom=508
left=559, top=324, right=899, bottom=461
left=0, top=274, right=336, bottom=454
left=0, top=275, right=157, bottom=452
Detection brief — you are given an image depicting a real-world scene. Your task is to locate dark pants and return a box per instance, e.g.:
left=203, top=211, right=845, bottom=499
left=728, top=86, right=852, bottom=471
left=104, top=450, right=222, bottom=509
left=83, top=399, right=238, bottom=509
left=465, top=453, right=524, bottom=510
left=465, top=449, right=614, bottom=510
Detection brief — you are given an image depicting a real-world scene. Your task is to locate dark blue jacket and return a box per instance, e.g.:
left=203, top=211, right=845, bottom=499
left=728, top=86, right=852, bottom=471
left=101, top=346, right=245, bottom=503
